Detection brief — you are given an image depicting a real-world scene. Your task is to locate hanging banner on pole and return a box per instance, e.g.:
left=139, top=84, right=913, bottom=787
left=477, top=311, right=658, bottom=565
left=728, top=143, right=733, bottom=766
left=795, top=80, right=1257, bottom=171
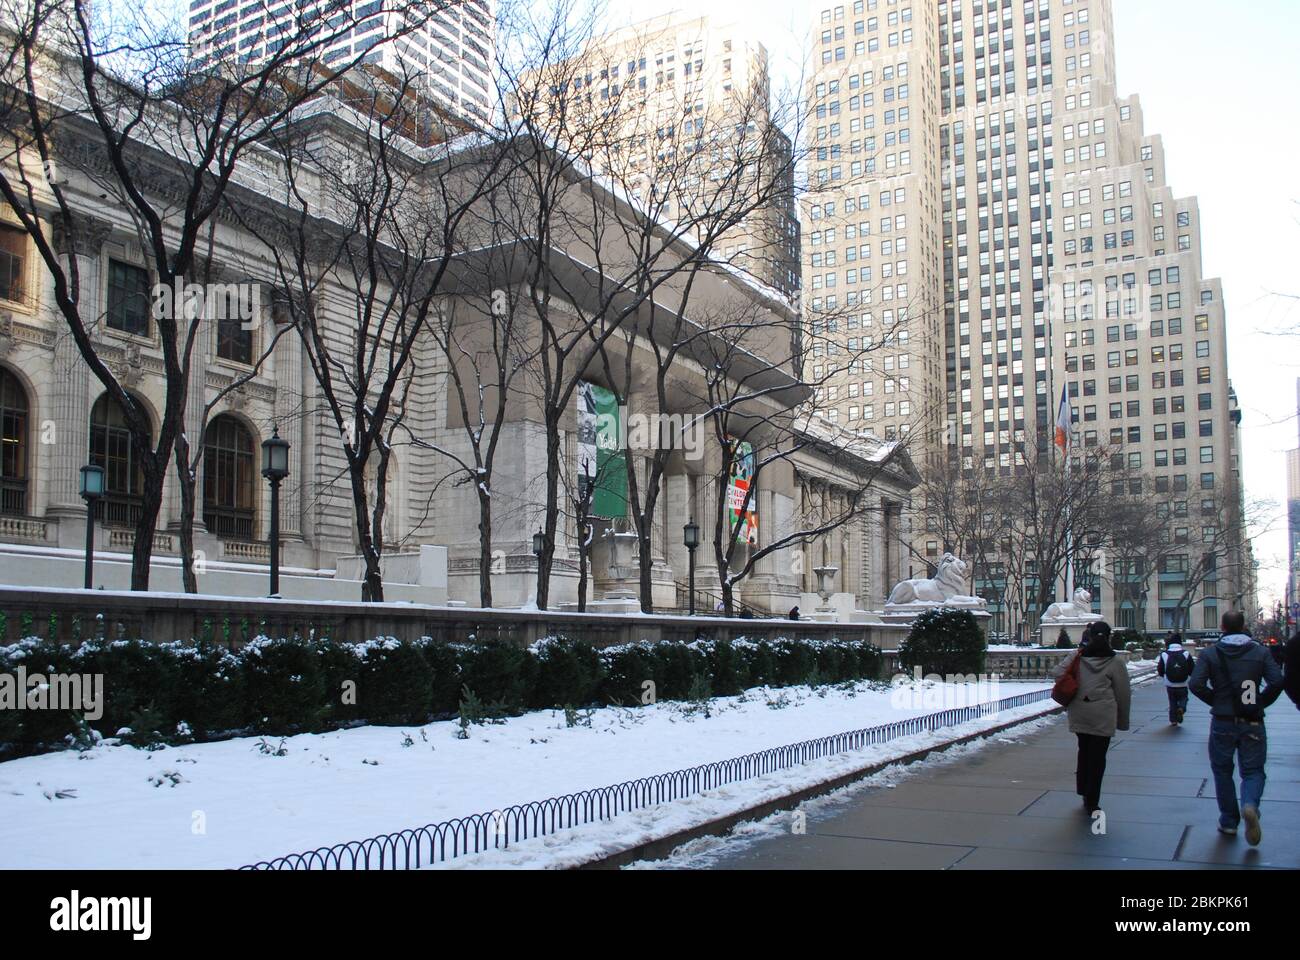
left=577, top=381, right=627, bottom=520
left=727, top=438, right=759, bottom=546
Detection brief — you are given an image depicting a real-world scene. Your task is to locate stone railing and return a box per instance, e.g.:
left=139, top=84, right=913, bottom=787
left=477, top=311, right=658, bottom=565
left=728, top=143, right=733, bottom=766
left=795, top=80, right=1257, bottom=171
left=107, top=530, right=174, bottom=553
left=222, top=540, right=270, bottom=562
left=0, top=515, right=48, bottom=542
left=0, top=585, right=907, bottom=651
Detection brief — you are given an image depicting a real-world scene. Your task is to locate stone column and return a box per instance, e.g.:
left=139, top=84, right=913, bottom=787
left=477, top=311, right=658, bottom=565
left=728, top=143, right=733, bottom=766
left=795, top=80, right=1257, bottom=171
left=47, top=219, right=111, bottom=530
left=273, top=324, right=304, bottom=542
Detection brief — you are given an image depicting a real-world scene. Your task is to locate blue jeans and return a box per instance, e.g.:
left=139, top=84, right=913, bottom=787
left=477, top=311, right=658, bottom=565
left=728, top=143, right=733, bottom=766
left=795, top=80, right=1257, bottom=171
left=1208, top=718, right=1267, bottom=829
left=1167, top=686, right=1189, bottom=722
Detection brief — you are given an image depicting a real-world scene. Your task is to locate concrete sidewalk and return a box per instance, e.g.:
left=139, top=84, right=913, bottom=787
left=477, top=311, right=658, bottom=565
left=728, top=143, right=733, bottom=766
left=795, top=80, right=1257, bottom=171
left=695, top=680, right=1300, bottom=870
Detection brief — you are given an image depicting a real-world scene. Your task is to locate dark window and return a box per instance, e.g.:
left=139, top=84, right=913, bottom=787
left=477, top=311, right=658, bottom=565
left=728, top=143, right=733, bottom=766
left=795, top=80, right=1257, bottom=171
left=89, top=393, right=145, bottom=527
left=0, top=224, right=26, bottom=304
left=203, top=416, right=256, bottom=539
left=0, top=368, right=28, bottom=515
left=106, top=260, right=151, bottom=336
left=216, top=317, right=253, bottom=365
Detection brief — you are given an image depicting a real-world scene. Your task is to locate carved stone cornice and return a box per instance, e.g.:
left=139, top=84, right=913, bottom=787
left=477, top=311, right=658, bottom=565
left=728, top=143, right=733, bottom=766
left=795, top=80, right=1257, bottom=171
left=51, top=211, right=113, bottom=256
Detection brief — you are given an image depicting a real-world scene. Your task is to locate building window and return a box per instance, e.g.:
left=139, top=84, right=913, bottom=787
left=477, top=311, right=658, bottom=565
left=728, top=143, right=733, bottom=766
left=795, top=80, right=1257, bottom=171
left=89, top=393, right=146, bottom=527
left=217, top=317, right=254, bottom=365
left=203, top=415, right=256, bottom=540
left=106, top=260, right=151, bottom=336
left=0, top=368, right=29, bottom=515
left=0, top=224, right=27, bottom=305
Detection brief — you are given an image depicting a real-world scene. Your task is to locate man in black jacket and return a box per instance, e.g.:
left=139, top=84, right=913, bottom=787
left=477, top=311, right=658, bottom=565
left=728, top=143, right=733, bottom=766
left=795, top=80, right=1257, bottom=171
left=1188, top=611, right=1284, bottom=846
left=1285, top=631, right=1300, bottom=709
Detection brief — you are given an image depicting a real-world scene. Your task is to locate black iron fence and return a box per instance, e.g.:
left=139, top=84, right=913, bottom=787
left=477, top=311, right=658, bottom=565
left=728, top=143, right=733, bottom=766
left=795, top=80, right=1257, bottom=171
left=240, top=687, right=1055, bottom=870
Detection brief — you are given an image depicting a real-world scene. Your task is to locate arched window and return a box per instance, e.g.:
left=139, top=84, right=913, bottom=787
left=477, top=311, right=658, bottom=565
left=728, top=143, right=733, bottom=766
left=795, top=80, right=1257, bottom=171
left=203, top=416, right=255, bottom=539
left=0, top=368, right=29, bottom=515
left=89, top=393, right=145, bottom=527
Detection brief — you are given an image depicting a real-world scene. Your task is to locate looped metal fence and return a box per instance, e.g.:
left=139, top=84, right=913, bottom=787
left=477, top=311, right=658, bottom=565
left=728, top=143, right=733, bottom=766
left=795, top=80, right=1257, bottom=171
left=240, top=688, right=1054, bottom=870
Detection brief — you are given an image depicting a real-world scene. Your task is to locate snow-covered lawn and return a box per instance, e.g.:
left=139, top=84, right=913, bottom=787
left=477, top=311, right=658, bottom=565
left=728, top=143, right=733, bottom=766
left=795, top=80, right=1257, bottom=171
left=0, top=676, right=1055, bottom=870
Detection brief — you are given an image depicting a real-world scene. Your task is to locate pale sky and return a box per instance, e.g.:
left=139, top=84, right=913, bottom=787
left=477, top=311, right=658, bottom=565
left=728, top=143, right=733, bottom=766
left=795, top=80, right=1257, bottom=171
left=600, top=0, right=1300, bottom=609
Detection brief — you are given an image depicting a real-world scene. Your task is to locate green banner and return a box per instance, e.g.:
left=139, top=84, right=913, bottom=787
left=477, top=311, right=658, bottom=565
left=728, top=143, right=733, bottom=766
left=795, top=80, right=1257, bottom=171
left=577, top=381, right=627, bottom=520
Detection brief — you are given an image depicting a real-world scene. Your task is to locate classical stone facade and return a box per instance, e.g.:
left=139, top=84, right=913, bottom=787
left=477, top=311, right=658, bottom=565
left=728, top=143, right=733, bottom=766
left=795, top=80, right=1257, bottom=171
left=0, top=81, right=915, bottom=613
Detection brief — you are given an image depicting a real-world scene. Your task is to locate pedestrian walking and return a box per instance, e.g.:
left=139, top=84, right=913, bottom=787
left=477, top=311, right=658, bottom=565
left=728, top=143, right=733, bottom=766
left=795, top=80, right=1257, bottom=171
left=1188, top=611, right=1285, bottom=845
left=1053, top=621, right=1131, bottom=815
left=1157, top=633, right=1194, bottom=725
left=1285, top=631, right=1300, bottom=709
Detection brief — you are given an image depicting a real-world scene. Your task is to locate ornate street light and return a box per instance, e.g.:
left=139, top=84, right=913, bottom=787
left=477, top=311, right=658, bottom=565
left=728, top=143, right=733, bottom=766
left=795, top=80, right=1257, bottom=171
left=683, top=518, right=700, bottom=616
left=532, top=529, right=546, bottom=558
left=79, top=464, right=105, bottom=590
left=261, top=426, right=290, bottom=597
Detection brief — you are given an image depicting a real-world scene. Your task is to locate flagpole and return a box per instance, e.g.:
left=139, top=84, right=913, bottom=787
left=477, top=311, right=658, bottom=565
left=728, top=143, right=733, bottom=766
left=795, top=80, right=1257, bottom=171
left=1056, top=384, right=1073, bottom=607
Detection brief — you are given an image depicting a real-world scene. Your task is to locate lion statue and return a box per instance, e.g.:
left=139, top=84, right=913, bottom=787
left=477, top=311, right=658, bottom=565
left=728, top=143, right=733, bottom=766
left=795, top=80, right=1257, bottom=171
left=886, top=553, right=973, bottom=605
left=1042, top=588, right=1100, bottom=622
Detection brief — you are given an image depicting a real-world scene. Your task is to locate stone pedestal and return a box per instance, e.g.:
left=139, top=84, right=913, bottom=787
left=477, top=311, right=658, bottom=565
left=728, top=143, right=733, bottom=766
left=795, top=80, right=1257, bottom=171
left=1039, top=619, right=1101, bottom=647
left=591, top=530, right=641, bottom=603
left=877, top=601, right=993, bottom=638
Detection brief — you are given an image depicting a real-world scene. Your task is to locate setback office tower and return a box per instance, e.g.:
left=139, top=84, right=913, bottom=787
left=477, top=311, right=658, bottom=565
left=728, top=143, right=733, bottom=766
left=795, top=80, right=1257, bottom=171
left=805, top=0, right=1252, bottom=630
left=186, top=0, right=496, bottom=124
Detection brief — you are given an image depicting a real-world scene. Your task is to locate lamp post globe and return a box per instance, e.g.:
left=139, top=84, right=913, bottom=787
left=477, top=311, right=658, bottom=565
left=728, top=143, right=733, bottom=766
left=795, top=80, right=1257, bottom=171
left=683, top=518, right=699, bottom=616
left=261, top=425, right=291, bottom=597
left=79, top=464, right=105, bottom=590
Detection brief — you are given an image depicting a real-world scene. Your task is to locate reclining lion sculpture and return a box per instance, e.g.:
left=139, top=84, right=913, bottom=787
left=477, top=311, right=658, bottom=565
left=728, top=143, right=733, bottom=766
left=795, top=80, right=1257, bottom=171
left=886, top=552, right=979, bottom=605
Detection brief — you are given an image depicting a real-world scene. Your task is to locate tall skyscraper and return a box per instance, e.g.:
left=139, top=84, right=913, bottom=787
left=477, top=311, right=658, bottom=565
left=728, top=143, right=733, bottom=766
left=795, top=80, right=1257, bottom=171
left=805, top=0, right=1252, bottom=630
left=525, top=12, right=800, bottom=297
left=187, top=0, right=496, bottom=123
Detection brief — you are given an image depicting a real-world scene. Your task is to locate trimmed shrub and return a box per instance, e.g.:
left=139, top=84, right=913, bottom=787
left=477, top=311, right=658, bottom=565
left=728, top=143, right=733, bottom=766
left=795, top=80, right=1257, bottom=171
left=454, top=638, right=535, bottom=715
left=650, top=642, right=706, bottom=700
left=421, top=641, right=463, bottom=717
left=695, top=639, right=748, bottom=696
left=240, top=637, right=328, bottom=734
left=165, top=640, right=246, bottom=739
left=899, top=608, right=986, bottom=677
left=349, top=637, right=435, bottom=726
left=531, top=637, right=603, bottom=709
left=598, top=642, right=658, bottom=706
left=0, top=628, right=889, bottom=760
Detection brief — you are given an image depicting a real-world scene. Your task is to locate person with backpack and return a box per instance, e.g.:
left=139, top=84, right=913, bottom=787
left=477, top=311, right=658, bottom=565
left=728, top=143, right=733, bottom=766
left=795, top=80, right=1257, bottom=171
left=1285, top=631, right=1300, bottom=709
left=1157, top=633, right=1194, bottom=725
left=1052, top=621, right=1131, bottom=816
left=1188, top=611, right=1285, bottom=845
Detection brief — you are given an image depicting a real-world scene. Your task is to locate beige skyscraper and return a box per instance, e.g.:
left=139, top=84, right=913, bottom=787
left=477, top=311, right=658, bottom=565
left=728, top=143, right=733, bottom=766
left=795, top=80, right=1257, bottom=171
left=523, top=12, right=800, bottom=297
left=805, top=0, right=1253, bottom=630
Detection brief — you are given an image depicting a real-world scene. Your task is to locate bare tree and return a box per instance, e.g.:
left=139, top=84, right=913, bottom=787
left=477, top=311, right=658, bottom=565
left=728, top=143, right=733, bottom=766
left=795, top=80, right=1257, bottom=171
left=238, top=64, right=504, bottom=601
left=0, top=0, right=455, bottom=589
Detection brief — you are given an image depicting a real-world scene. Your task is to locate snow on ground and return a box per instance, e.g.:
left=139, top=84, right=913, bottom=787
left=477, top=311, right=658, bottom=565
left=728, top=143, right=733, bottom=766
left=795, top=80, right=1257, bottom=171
left=0, top=676, right=1050, bottom=870
left=438, top=698, right=1060, bottom=871
left=626, top=712, right=1065, bottom=871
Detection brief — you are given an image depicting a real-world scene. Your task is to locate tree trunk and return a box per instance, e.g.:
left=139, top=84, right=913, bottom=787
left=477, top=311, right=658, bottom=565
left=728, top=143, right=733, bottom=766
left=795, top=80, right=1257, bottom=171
left=536, top=419, right=562, bottom=610
left=175, top=439, right=199, bottom=594
left=351, top=478, right=384, bottom=603
left=477, top=490, right=493, bottom=608
left=130, top=465, right=167, bottom=591
left=577, top=533, right=588, bottom=613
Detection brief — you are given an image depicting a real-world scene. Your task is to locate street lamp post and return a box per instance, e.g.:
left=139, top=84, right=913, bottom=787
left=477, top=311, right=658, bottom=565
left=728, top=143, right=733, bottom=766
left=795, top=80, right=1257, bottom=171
left=683, top=518, right=699, bottom=616
left=79, top=464, right=105, bottom=590
left=261, top=426, right=290, bottom=598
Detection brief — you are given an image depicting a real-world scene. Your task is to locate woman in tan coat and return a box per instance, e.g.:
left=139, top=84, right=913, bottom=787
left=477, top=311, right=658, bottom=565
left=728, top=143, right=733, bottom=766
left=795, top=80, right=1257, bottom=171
left=1053, top=622, right=1132, bottom=814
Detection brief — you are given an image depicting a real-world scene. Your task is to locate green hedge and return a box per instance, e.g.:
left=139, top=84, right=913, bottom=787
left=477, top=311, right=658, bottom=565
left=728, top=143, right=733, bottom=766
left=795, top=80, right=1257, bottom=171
left=0, top=633, right=882, bottom=759
left=898, top=608, right=986, bottom=677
